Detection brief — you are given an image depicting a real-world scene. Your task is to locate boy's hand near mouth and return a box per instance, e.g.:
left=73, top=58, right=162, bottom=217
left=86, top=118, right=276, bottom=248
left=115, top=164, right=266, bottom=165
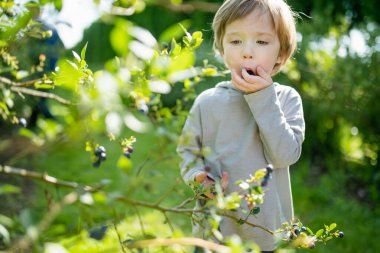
left=231, top=66, right=274, bottom=94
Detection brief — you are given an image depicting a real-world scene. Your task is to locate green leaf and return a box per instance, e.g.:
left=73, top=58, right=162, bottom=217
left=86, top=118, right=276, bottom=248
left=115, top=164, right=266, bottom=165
left=159, top=20, right=191, bottom=43
left=169, top=38, right=181, bottom=56
left=329, top=223, right=337, bottom=230
left=0, top=184, right=21, bottom=195
left=81, top=42, right=88, bottom=60
left=117, top=156, right=133, bottom=174
left=316, top=229, right=324, bottom=238
left=72, top=51, right=81, bottom=63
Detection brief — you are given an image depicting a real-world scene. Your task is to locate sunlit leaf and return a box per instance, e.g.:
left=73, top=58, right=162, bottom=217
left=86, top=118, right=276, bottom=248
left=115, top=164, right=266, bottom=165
left=117, top=156, right=132, bottom=174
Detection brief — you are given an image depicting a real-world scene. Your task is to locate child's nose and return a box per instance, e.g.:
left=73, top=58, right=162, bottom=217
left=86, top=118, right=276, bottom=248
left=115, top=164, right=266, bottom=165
left=242, top=46, right=254, bottom=59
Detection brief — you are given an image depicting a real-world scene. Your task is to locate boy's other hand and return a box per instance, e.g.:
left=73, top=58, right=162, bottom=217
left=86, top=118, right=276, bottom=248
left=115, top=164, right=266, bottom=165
left=195, top=171, right=229, bottom=199
left=231, top=66, right=273, bottom=94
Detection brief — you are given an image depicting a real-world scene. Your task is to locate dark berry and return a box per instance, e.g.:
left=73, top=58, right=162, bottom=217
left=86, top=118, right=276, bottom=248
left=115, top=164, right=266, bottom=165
left=261, top=179, right=268, bottom=187
left=99, top=152, right=106, bottom=161
left=301, top=226, right=307, bottom=232
left=338, top=231, right=344, bottom=238
left=95, top=146, right=106, bottom=156
left=127, top=147, right=134, bottom=153
left=204, top=165, right=211, bottom=172
left=293, top=223, right=299, bottom=228
left=19, top=117, right=27, bottom=127
left=138, top=103, right=149, bottom=114
left=124, top=152, right=131, bottom=158
left=92, top=159, right=101, bottom=168
left=294, top=228, right=300, bottom=236
left=250, top=207, right=260, bottom=215
left=266, top=165, right=273, bottom=173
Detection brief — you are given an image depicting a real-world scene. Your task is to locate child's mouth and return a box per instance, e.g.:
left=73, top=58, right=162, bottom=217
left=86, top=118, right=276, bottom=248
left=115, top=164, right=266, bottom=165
left=247, top=69, right=255, bottom=75
left=244, top=68, right=256, bottom=76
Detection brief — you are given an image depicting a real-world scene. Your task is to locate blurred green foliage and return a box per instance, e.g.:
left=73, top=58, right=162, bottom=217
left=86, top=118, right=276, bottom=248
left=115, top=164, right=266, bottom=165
left=1, top=0, right=380, bottom=252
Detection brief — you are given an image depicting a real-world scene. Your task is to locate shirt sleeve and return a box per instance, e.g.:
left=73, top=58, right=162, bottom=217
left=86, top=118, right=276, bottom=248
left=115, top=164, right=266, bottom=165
left=244, top=84, right=305, bottom=168
left=176, top=98, right=207, bottom=186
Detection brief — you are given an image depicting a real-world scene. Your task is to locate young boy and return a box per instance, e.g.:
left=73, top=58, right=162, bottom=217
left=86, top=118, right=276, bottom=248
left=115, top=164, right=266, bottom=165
left=177, top=0, right=305, bottom=252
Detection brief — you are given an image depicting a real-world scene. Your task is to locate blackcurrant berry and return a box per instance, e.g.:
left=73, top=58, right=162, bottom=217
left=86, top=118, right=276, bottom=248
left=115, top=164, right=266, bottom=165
left=338, top=231, right=344, bottom=238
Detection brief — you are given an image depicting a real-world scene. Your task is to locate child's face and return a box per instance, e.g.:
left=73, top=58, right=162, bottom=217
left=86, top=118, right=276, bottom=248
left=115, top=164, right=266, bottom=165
left=221, top=8, right=283, bottom=78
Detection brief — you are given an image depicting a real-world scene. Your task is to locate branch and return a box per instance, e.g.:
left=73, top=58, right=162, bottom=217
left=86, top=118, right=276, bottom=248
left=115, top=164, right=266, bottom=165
left=10, top=86, right=71, bottom=105
left=0, top=76, right=49, bottom=87
left=1, top=166, right=274, bottom=236
left=125, top=237, right=231, bottom=252
left=116, top=196, right=274, bottom=235
left=0, top=165, right=97, bottom=192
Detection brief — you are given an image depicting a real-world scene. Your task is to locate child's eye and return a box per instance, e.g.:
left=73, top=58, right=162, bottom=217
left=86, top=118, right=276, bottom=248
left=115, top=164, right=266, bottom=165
left=257, top=40, right=268, bottom=45
left=230, top=40, right=242, bottom=45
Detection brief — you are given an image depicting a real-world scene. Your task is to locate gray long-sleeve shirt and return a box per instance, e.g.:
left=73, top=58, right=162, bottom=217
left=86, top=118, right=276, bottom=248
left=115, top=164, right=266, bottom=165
left=177, top=81, right=305, bottom=251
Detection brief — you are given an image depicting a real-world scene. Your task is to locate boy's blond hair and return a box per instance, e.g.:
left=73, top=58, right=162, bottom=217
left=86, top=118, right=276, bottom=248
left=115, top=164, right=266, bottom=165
left=212, top=0, right=297, bottom=74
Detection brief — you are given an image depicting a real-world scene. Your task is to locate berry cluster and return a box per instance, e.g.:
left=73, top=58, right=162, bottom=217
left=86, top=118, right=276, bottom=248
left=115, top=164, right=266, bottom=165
left=283, top=221, right=344, bottom=249
left=93, top=146, right=106, bottom=168
left=260, top=165, right=273, bottom=187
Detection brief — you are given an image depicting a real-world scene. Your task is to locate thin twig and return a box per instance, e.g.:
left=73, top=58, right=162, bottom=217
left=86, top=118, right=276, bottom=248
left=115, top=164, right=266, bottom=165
left=175, top=196, right=196, bottom=209
left=125, top=237, right=231, bottom=252
left=113, top=221, right=127, bottom=253
left=0, top=165, right=96, bottom=192
left=10, top=86, right=71, bottom=105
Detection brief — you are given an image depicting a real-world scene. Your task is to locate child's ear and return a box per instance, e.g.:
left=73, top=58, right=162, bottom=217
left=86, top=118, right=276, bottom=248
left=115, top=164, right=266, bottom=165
left=271, top=54, right=285, bottom=75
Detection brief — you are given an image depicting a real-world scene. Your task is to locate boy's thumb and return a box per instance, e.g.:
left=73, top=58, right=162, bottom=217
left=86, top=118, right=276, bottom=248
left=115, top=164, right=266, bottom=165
left=195, top=172, right=207, bottom=183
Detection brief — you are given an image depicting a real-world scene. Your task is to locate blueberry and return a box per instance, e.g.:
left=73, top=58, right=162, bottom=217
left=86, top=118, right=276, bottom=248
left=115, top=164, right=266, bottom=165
left=127, top=147, right=134, bottom=153
left=338, top=231, right=344, bottom=238
left=250, top=207, right=260, bottom=215
left=89, top=225, right=108, bottom=240
left=99, top=152, right=106, bottom=161
left=92, top=159, right=101, bottom=168
left=124, top=152, right=131, bottom=158
left=301, top=226, right=307, bottom=232
left=266, top=165, right=273, bottom=173
left=294, top=228, right=300, bottom=236
left=138, top=103, right=149, bottom=114
left=94, top=146, right=106, bottom=156
left=261, top=179, right=268, bottom=187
